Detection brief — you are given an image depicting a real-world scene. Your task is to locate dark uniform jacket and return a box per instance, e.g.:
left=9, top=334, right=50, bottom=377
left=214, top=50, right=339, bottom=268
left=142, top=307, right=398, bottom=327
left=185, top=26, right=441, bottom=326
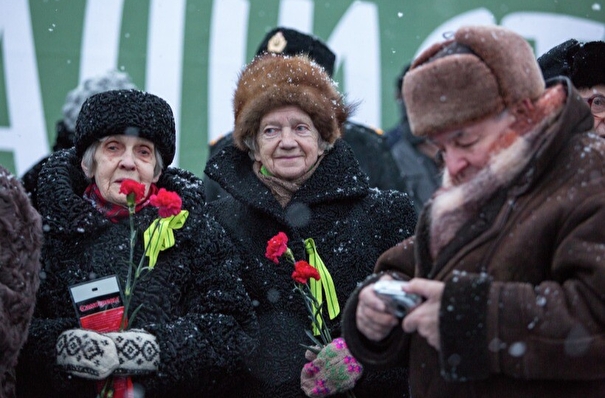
left=17, top=148, right=259, bottom=398
left=343, top=79, right=605, bottom=397
left=384, top=114, right=441, bottom=214
left=205, top=139, right=417, bottom=398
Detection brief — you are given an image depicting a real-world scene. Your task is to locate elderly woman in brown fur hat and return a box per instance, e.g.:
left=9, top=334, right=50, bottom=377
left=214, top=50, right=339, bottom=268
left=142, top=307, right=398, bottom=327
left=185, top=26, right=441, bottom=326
left=204, top=54, right=417, bottom=397
left=343, top=25, right=605, bottom=398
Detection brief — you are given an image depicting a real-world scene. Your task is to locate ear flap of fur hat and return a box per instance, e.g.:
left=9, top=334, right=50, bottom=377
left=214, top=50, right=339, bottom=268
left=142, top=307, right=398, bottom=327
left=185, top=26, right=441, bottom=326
left=232, top=54, right=351, bottom=151
left=404, top=25, right=545, bottom=138
left=75, top=89, right=176, bottom=167
left=570, top=41, right=605, bottom=89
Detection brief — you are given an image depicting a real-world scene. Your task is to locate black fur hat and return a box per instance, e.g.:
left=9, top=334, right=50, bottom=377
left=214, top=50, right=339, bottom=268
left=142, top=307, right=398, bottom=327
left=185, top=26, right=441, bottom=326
left=538, top=39, right=605, bottom=89
left=570, top=41, right=605, bottom=89
left=75, top=89, right=176, bottom=168
left=255, top=27, right=336, bottom=77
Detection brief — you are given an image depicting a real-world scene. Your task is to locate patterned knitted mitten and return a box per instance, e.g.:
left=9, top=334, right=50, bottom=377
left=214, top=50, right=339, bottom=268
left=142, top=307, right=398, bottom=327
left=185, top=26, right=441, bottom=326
left=56, top=329, right=119, bottom=380
left=301, top=337, right=364, bottom=397
left=105, top=329, right=161, bottom=376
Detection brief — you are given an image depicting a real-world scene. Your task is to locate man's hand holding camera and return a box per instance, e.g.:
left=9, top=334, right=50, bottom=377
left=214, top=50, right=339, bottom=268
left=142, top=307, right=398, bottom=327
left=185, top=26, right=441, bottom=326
left=356, top=277, right=445, bottom=351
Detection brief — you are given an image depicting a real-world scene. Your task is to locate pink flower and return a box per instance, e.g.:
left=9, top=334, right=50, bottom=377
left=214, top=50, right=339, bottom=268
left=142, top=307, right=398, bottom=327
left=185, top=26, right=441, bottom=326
left=303, top=362, right=321, bottom=376
left=333, top=337, right=346, bottom=350
left=149, top=188, right=182, bottom=218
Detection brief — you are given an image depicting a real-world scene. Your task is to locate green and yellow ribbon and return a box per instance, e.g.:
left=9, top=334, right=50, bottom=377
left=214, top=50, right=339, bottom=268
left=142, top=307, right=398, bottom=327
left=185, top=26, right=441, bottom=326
left=304, top=238, right=340, bottom=335
left=143, top=210, right=189, bottom=269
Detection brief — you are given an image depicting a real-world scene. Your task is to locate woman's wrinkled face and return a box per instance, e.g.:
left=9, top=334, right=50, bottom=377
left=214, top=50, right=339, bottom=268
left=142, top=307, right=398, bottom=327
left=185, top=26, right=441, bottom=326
left=254, top=106, right=324, bottom=181
left=82, top=135, right=160, bottom=205
left=578, top=85, right=605, bottom=137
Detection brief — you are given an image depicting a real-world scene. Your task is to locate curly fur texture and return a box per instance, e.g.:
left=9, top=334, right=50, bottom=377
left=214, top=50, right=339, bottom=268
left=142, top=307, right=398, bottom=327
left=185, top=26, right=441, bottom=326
left=404, top=25, right=545, bottom=138
left=232, top=54, right=352, bottom=151
left=75, top=89, right=176, bottom=167
left=0, top=166, right=42, bottom=398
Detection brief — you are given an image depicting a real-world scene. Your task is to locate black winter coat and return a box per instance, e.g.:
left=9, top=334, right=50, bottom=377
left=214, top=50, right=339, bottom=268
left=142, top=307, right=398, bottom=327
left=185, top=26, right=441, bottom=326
left=205, top=139, right=417, bottom=398
left=16, top=148, right=259, bottom=398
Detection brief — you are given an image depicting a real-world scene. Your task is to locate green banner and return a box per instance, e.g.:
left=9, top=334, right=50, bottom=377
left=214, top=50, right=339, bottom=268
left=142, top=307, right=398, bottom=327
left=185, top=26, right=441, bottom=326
left=1, top=0, right=603, bottom=177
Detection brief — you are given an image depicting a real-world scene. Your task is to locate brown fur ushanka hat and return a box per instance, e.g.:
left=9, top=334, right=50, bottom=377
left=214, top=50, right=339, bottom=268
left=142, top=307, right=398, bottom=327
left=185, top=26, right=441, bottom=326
left=232, top=53, right=351, bottom=151
left=403, top=25, right=545, bottom=138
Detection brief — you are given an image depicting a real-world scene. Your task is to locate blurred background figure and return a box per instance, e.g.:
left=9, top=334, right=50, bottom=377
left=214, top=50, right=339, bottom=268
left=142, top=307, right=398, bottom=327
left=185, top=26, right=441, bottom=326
left=204, top=27, right=402, bottom=202
left=20, top=70, right=136, bottom=208
left=383, top=64, right=442, bottom=214
left=0, top=165, right=42, bottom=398
left=538, top=39, right=605, bottom=136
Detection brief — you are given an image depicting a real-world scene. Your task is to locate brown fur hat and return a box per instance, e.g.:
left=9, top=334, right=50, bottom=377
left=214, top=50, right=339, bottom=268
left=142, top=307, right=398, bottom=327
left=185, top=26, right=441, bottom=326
left=403, top=25, right=545, bottom=138
left=232, top=53, right=351, bottom=151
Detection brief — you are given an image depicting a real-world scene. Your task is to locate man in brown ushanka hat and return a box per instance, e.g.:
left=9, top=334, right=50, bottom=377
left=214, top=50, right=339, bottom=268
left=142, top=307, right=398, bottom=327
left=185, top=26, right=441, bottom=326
left=343, top=25, right=605, bottom=398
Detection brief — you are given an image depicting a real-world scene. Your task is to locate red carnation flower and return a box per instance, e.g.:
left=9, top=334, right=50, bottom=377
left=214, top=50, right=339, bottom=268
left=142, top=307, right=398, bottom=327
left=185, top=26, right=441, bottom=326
left=292, top=260, right=320, bottom=284
left=265, top=232, right=289, bottom=264
left=149, top=188, right=182, bottom=218
left=119, top=179, right=146, bottom=203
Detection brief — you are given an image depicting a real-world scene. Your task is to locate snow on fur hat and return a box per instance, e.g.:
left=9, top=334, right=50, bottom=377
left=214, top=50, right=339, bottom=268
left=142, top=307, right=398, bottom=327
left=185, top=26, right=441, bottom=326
left=62, top=70, right=136, bottom=132
left=255, top=27, right=336, bottom=77
left=538, top=39, right=605, bottom=89
left=403, top=25, right=545, bottom=138
left=232, top=53, right=351, bottom=151
left=75, top=89, right=176, bottom=168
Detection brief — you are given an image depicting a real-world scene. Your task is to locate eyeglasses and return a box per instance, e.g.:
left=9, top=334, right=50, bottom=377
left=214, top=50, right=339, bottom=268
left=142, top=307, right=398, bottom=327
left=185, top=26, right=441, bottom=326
left=584, top=94, right=605, bottom=117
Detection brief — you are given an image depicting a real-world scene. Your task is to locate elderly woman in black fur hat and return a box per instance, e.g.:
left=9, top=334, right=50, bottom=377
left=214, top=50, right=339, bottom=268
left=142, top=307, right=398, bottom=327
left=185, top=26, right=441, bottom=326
left=538, top=39, right=605, bottom=136
left=16, top=89, right=259, bottom=397
left=204, top=54, right=417, bottom=398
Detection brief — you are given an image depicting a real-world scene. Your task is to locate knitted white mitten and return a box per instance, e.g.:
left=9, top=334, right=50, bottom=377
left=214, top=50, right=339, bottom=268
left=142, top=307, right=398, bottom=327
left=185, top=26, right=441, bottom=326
left=105, top=329, right=161, bottom=376
left=56, top=329, right=119, bottom=380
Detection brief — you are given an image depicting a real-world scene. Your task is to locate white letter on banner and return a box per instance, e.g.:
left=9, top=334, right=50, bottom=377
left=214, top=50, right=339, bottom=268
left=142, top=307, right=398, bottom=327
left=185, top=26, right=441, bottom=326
left=413, top=8, right=495, bottom=58
left=0, top=0, right=47, bottom=175
left=502, top=12, right=605, bottom=57
left=79, top=0, right=124, bottom=80
left=208, top=0, right=249, bottom=143
left=278, top=0, right=314, bottom=33
left=146, top=0, right=186, bottom=167
left=327, top=1, right=380, bottom=128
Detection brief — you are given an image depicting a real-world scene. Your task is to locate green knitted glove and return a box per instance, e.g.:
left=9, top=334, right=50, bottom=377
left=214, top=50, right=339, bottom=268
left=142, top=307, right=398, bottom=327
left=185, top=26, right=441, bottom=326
left=56, top=329, right=119, bottom=380
left=105, top=329, right=160, bottom=376
left=300, top=337, right=363, bottom=397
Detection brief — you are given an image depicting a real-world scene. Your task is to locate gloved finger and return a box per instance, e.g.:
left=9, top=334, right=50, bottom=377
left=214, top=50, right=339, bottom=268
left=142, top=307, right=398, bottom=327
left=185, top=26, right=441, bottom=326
left=305, top=349, right=318, bottom=361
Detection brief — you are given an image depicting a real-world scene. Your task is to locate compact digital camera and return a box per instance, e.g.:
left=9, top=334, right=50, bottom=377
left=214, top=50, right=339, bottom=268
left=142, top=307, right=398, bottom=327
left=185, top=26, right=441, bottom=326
left=373, top=279, right=422, bottom=318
